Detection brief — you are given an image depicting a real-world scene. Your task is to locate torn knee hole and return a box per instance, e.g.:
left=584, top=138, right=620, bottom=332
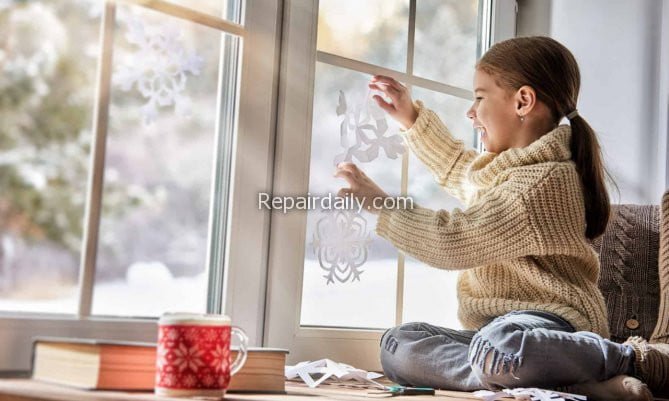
left=471, top=340, right=523, bottom=377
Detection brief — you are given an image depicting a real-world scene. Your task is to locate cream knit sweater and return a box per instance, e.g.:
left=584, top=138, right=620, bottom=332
left=376, top=102, right=610, bottom=338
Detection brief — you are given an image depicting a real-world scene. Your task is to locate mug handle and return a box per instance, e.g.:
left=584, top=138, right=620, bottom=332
left=229, top=325, right=248, bottom=376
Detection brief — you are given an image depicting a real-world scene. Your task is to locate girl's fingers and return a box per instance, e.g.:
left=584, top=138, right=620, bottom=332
left=337, top=187, right=352, bottom=198
left=372, top=94, right=395, bottom=114
left=371, top=75, right=404, bottom=91
left=368, top=82, right=400, bottom=104
left=337, top=161, right=359, bottom=174
left=334, top=169, right=357, bottom=186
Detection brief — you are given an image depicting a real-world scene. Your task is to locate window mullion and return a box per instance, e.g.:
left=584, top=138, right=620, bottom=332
left=115, top=0, right=246, bottom=36
left=205, top=17, right=243, bottom=315
left=316, top=51, right=472, bottom=101
left=395, top=0, right=417, bottom=327
left=77, top=1, right=117, bottom=318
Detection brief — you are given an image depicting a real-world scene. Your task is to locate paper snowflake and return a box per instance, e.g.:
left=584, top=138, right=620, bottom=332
left=311, top=210, right=371, bottom=284
left=113, top=15, right=203, bottom=124
left=334, top=90, right=405, bottom=165
left=474, top=387, right=586, bottom=401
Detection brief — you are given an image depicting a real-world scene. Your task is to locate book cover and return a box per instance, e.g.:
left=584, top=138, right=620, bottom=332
left=31, top=336, right=156, bottom=390
left=31, top=336, right=289, bottom=393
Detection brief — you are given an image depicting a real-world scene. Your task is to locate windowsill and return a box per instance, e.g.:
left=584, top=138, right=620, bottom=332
left=0, top=378, right=475, bottom=401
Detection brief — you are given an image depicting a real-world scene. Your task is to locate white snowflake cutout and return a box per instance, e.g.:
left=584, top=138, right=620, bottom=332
left=114, top=14, right=203, bottom=125
left=334, top=90, right=405, bottom=165
left=311, top=210, right=371, bottom=284
left=474, top=387, right=587, bottom=401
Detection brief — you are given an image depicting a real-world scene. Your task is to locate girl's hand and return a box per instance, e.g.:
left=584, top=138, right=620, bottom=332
left=368, top=75, right=418, bottom=130
left=335, top=162, right=389, bottom=214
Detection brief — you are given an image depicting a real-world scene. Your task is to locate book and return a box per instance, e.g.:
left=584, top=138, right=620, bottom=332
left=31, top=337, right=156, bottom=390
left=31, top=336, right=289, bottom=393
left=228, top=348, right=289, bottom=393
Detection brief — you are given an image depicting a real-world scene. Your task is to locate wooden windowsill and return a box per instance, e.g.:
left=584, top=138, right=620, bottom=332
left=0, top=379, right=480, bottom=401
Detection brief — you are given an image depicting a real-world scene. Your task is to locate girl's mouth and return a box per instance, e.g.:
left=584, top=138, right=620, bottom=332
left=476, top=127, right=487, bottom=139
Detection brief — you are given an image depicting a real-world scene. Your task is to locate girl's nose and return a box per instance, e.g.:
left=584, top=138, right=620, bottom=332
left=466, top=103, right=476, bottom=120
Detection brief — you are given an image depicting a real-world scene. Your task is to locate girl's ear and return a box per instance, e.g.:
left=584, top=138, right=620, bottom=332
left=514, top=85, right=537, bottom=117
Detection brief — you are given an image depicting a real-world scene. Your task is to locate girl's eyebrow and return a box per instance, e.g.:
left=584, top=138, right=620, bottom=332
left=474, top=88, right=487, bottom=93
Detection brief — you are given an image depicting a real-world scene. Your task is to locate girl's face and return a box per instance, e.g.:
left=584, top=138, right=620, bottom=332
left=466, top=69, right=520, bottom=153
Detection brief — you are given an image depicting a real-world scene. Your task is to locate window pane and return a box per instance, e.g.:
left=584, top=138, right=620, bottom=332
left=0, top=2, right=99, bottom=313
left=414, top=0, right=479, bottom=89
left=300, top=63, right=402, bottom=329
left=91, top=4, right=235, bottom=317
left=317, top=0, right=409, bottom=72
left=402, top=89, right=474, bottom=328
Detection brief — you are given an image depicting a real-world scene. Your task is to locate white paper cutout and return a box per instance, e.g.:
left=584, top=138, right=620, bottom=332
left=113, top=15, right=203, bottom=124
left=309, top=89, right=404, bottom=284
left=474, top=388, right=587, bottom=401
left=285, top=359, right=383, bottom=388
left=311, top=210, right=371, bottom=284
left=334, top=90, right=405, bottom=165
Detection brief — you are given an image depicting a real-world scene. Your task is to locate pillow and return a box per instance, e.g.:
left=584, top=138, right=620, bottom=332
left=590, top=203, right=660, bottom=342
left=651, top=190, right=669, bottom=343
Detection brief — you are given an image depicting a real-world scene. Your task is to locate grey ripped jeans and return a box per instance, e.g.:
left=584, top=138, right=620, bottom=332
left=380, top=310, right=636, bottom=391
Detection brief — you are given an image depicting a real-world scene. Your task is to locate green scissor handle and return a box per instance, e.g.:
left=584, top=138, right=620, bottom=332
left=387, top=386, right=435, bottom=396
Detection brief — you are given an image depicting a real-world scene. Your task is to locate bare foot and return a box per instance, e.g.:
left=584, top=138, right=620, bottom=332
left=565, top=375, right=652, bottom=401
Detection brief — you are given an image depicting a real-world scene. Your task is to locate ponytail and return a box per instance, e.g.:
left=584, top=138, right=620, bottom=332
left=568, top=114, right=611, bottom=239
left=478, top=36, right=616, bottom=240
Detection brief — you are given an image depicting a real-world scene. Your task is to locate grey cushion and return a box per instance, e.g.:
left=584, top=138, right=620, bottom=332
left=590, top=204, right=660, bottom=342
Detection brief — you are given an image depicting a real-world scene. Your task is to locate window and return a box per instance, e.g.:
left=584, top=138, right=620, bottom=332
left=0, top=0, right=240, bottom=316
left=266, top=0, right=516, bottom=370
left=0, top=0, right=282, bottom=371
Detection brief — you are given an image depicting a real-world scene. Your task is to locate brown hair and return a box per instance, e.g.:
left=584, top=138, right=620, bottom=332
left=477, top=36, right=612, bottom=240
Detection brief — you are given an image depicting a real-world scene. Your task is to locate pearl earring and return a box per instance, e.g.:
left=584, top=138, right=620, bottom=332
left=519, top=115, right=525, bottom=122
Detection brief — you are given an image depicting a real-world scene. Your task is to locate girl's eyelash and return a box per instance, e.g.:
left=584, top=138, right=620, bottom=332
left=475, top=97, right=483, bottom=100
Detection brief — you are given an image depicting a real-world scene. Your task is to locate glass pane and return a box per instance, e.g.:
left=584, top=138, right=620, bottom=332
left=91, top=4, right=234, bottom=317
left=317, top=0, right=409, bottom=72
left=300, top=63, right=402, bottom=329
left=0, top=2, right=99, bottom=313
left=402, top=89, right=475, bottom=328
left=164, top=0, right=240, bottom=23
left=414, top=0, right=479, bottom=89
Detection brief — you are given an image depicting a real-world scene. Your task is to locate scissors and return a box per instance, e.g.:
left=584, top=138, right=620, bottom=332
left=368, top=384, right=435, bottom=397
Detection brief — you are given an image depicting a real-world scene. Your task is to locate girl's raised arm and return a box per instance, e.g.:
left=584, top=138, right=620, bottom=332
left=370, top=76, right=479, bottom=204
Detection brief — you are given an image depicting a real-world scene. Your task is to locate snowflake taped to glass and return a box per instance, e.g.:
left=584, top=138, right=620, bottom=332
left=113, top=15, right=203, bottom=124
left=474, top=387, right=586, bottom=401
left=334, top=90, right=405, bottom=165
left=311, top=210, right=371, bottom=284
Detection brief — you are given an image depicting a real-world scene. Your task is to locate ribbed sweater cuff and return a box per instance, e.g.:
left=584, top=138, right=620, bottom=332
left=375, top=207, right=425, bottom=244
left=401, top=101, right=468, bottom=172
left=375, top=208, right=394, bottom=240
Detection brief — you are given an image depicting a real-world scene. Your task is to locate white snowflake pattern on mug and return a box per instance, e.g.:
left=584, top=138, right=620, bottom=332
left=201, top=374, right=215, bottom=387
left=182, top=373, right=197, bottom=388
left=157, top=346, right=170, bottom=370
left=204, top=327, right=219, bottom=342
left=210, top=344, right=226, bottom=372
left=172, top=342, right=205, bottom=373
left=184, top=327, right=199, bottom=341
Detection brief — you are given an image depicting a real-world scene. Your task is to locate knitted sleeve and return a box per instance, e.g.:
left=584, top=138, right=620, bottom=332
left=403, top=101, right=479, bottom=204
left=375, top=185, right=540, bottom=270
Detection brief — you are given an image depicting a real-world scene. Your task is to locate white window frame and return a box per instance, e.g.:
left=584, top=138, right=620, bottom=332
left=264, top=0, right=517, bottom=371
left=0, top=0, right=282, bottom=371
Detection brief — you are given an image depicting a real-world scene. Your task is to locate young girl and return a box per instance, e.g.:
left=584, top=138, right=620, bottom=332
left=335, top=36, right=669, bottom=401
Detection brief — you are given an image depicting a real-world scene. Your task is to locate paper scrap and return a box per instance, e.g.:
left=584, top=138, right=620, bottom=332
left=474, top=387, right=587, bottom=401
left=285, top=358, right=383, bottom=388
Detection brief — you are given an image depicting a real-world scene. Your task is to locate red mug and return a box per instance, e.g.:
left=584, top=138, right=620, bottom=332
left=155, top=313, right=248, bottom=397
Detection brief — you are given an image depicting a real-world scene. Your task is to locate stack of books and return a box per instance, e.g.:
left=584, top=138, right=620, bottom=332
left=31, top=337, right=289, bottom=393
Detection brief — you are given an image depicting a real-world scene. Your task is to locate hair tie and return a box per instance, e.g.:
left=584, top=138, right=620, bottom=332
left=566, top=109, right=579, bottom=120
